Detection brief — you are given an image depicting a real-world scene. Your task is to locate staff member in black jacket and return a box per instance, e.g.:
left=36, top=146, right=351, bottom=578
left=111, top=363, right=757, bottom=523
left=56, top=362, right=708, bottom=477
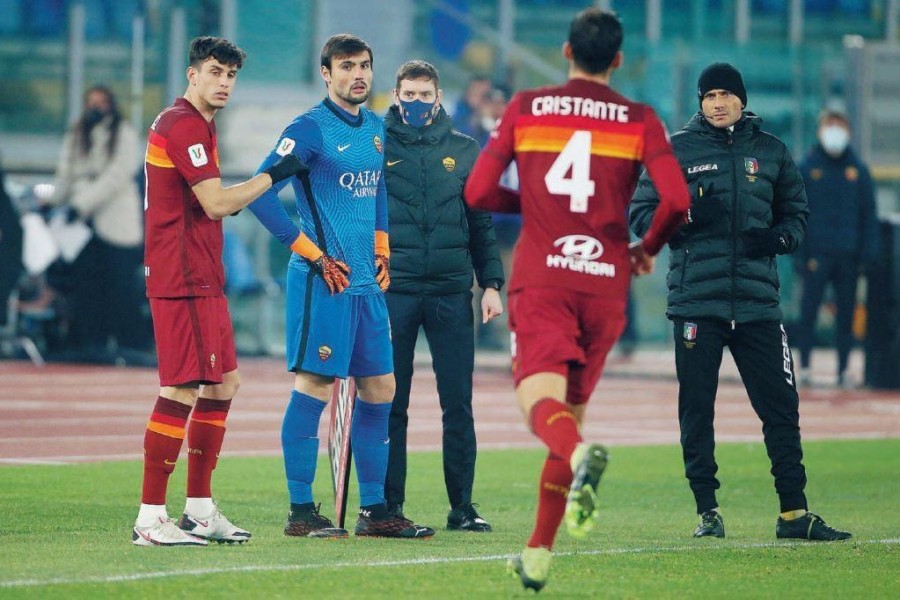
left=383, top=60, right=505, bottom=532
left=796, top=108, right=879, bottom=388
left=630, top=63, right=851, bottom=542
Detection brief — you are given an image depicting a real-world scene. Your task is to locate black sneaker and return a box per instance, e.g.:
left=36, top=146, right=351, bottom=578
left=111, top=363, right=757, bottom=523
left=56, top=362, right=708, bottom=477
left=694, top=510, right=725, bottom=538
left=447, top=503, right=492, bottom=532
left=284, top=503, right=349, bottom=538
left=776, top=512, right=852, bottom=541
left=355, top=504, right=435, bottom=539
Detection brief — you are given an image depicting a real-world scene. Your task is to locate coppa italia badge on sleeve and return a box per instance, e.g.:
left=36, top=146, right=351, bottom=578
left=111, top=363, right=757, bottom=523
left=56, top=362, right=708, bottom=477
left=683, top=322, right=698, bottom=349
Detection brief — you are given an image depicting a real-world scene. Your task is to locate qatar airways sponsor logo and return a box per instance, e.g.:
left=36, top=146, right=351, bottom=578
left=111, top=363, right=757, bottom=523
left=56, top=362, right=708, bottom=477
left=546, top=235, right=615, bottom=277
left=339, top=169, right=381, bottom=198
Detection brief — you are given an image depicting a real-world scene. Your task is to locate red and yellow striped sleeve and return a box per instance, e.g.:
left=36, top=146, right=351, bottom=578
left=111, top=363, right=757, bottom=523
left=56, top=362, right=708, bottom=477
left=145, top=130, right=174, bottom=168
left=513, top=123, right=645, bottom=161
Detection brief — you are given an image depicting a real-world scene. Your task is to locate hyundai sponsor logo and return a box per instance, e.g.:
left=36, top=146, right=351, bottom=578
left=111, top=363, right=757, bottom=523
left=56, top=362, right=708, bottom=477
left=547, top=235, right=615, bottom=277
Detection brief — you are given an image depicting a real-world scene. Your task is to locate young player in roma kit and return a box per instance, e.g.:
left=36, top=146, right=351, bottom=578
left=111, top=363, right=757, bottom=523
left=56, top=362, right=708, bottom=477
left=464, top=9, right=690, bottom=590
left=133, top=36, right=305, bottom=546
left=249, top=34, right=433, bottom=539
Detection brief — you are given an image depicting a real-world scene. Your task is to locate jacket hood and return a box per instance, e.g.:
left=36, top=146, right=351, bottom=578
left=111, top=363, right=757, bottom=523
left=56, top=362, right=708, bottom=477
left=386, top=104, right=453, bottom=145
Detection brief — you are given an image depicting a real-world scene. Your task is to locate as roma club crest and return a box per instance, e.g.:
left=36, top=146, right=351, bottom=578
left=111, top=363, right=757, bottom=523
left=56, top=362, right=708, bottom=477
left=373, top=135, right=383, bottom=154
left=442, top=156, right=456, bottom=172
left=318, top=345, right=332, bottom=361
left=744, top=157, right=759, bottom=182
left=683, top=322, right=697, bottom=349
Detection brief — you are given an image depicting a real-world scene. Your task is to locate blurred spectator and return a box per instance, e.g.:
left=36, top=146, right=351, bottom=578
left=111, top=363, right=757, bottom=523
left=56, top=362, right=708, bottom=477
left=0, top=154, right=24, bottom=327
left=452, top=75, right=492, bottom=139
left=47, top=84, right=150, bottom=361
left=472, top=85, right=509, bottom=147
left=795, top=106, right=879, bottom=387
left=615, top=227, right=642, bottom=360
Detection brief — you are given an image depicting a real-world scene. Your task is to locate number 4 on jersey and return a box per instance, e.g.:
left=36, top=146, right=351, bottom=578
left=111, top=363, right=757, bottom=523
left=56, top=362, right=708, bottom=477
left=544, top=130, right=596, bottom=213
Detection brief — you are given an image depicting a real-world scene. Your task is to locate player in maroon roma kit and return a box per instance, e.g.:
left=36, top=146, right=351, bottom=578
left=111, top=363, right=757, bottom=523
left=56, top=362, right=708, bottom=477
left=133, top=36, right=304, bottom=547
left=464, top=8, right=689, bottom=591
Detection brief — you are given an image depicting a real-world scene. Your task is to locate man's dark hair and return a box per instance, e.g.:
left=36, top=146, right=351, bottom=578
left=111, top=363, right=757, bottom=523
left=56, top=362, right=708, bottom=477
left=568, top=8, right=623, bottom=74
left=189, top=36, right=246, bottom=70
left=320, top=33, right=373, bottom=70
left=394, top=60, right=439, bottom=90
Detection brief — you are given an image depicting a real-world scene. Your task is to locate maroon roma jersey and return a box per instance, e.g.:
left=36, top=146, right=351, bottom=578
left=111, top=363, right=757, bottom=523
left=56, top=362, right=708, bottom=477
left=466, top=79, right=689, bottom=299
left=144, top=98, right=224, bottom=298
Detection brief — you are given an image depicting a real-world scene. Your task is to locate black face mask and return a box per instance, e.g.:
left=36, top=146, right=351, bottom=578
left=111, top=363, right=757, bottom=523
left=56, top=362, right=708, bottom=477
left=83, top=108, right=105, bottom=128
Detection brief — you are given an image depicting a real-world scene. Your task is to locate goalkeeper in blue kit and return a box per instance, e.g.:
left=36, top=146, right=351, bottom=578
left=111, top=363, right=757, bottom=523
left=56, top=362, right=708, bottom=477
left=249, top=33, right=434, bottom=538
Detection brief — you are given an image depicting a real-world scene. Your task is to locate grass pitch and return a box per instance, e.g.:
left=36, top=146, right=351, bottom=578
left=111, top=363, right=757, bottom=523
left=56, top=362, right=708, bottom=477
left=1, top=439, right=898, bottom=598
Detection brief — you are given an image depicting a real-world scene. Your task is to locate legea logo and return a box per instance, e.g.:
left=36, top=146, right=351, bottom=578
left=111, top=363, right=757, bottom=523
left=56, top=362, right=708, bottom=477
left=547, top=234, right=614, bottom=277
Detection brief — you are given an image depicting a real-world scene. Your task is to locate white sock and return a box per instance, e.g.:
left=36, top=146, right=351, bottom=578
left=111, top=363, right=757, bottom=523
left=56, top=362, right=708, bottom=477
left=184, top=497, right=215, bottom=518
left=136, top=504, right=168, bottom=527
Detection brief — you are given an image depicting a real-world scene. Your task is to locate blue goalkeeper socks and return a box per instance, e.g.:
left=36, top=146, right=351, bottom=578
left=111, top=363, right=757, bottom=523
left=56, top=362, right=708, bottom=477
left=282, top=390, right=327, bottom=505
left=351, top=398, right=391, bottom=507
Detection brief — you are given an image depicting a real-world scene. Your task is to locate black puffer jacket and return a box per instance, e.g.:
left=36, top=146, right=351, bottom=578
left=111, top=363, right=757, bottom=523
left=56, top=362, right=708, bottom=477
left=798, top=144, right=879, bottom=262
left=384, top=105, right=504, bottom=295
left=630, top=113, right=808, bottom=324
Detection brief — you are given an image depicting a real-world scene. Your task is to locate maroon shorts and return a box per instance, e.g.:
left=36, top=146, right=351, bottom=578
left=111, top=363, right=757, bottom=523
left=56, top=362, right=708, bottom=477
left=149, top=296, right=237, bottom=387
left=508, top=287, right=627, bottom=405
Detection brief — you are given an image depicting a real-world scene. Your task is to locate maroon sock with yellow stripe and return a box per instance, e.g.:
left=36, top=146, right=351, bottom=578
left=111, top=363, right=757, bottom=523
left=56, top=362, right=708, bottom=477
left=529, top=398, right=583, bottom=462
left=141, top=397, right=192, bottom=505
left=528, top=452, right=572, bottom=550
left=186, top=398, right=232, bottom=498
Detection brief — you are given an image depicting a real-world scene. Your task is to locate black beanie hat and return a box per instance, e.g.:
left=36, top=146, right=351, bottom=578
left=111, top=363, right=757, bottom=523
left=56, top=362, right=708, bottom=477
left=697, top=62, right=747, bottom=108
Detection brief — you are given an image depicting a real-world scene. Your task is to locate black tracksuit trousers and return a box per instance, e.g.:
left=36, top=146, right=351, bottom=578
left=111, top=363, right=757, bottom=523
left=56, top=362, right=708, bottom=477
left=384, top=290, right=476, bottom=510
left=672, top=318, right=808, bottom=514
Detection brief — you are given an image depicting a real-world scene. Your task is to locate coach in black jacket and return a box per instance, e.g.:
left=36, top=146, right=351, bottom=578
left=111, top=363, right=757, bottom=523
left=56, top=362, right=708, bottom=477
left=630, top=63, right=850, bottom=542
left=383, top=60, right=504, bottom=533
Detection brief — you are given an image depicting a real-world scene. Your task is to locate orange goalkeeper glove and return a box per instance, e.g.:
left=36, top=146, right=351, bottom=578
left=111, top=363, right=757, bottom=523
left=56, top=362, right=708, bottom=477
left=375, top=254, right=390, bottom=291
left=374, top=230, right=390, bottom=292
left=310, top=255, right=351, bottom=294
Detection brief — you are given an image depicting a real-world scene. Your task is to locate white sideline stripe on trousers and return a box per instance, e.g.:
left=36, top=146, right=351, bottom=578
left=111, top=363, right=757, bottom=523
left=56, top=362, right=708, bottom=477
left=3, top=538, right=898, bottom=589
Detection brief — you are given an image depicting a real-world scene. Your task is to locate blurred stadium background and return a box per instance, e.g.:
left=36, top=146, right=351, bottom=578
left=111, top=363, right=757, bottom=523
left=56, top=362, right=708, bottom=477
left=2, top=0, right=899, bottom=358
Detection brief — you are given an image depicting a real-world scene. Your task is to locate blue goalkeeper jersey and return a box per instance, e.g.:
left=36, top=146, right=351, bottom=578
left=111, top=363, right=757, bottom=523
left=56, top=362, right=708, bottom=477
left=251, top=98, right=388, bottom=295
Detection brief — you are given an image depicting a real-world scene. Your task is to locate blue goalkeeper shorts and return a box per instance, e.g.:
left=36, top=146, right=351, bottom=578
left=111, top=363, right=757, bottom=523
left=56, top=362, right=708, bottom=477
left=285, top=263, right=392, bottom=378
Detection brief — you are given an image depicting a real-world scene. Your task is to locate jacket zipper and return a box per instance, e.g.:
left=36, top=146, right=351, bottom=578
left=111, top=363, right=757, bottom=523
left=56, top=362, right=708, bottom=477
left=728, top=128, right=737, bottom=330
left=420, top=147, right=429, bottom=270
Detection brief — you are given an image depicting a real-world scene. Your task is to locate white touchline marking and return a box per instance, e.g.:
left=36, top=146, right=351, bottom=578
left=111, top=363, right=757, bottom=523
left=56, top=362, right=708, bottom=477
left=0, top=458, right=72, bottom=466
left=2, top=539, right=897, bottom=588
